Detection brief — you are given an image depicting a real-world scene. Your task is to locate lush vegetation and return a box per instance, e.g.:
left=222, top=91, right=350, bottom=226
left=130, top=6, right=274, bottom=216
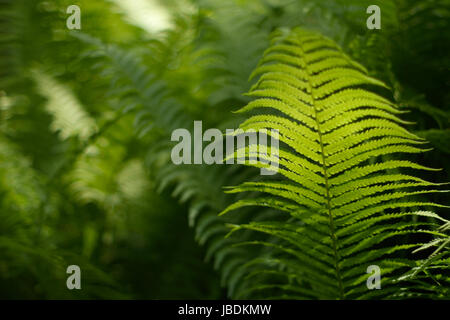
left=0, top=0, right=448, bottom=299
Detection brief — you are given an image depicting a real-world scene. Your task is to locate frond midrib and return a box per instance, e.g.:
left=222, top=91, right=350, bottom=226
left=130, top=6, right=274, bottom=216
left=298, top=40, right=345, bottom=299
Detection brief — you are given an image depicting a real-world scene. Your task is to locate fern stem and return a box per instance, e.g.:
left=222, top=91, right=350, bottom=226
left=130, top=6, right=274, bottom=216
left=299, top=42, right=345, bottom=299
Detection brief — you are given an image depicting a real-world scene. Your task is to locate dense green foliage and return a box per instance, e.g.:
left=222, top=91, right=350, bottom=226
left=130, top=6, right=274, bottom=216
left=0, top=0, right=448, bottom=299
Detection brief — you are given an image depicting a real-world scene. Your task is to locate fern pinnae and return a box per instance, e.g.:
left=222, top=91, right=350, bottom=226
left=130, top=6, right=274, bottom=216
left=220, top=28, right=448, bottom=299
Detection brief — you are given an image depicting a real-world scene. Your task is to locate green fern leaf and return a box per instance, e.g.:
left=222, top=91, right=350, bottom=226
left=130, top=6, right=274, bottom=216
left=221, top=28, right=448, bottom=299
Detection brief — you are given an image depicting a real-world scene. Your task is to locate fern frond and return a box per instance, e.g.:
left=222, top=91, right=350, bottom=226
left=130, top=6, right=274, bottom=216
left=221, top=28, right=448, bottom=299
left=74, top=32, right=266, bottom=298
left=31, top=68, right=97, bottom=141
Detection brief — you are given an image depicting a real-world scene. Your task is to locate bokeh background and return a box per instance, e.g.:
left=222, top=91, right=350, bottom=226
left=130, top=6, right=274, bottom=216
left=0, top=0, right=448, bottom=299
